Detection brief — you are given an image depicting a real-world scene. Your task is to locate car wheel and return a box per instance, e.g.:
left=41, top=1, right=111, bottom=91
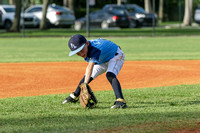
left=45, top=19, right=52, bottom=28
left=65, top=25, right=71, bottom=28
left=101, top=21, right=109, bottom=29
left=74, top=22, right=82, bottom=31
left=4, top=20, right=12, bottom=31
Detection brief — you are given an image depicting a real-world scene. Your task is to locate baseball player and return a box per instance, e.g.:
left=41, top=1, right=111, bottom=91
left=62, top=34, right=127, bottom=109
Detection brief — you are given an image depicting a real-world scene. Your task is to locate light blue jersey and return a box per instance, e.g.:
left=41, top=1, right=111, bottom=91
left=85, top=39, right=118, bottom=64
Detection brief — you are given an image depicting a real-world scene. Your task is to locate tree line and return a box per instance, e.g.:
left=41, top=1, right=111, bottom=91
left=1, top=0, right=199, bottom=32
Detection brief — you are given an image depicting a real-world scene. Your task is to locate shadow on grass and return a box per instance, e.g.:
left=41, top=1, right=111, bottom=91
left=1, top=110, right=199, bottom=133
left=130, top=100, right=200, bottom=109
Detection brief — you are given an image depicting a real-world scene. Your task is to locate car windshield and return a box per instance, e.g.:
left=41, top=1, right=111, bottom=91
left=108, top=6, right=127, bottom=15
left=126, top=5, right=146, bottom=13
left=4, top=7, right=15, bottom=13
left=50, top=5, right=69, bottom=12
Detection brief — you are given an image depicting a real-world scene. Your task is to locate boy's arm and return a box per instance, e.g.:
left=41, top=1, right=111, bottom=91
left=79, top=62, right=97, bottom=108
left=84, top=62, right=95, bottom=84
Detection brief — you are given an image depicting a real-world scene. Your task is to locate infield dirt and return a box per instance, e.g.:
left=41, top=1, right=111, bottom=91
left=1, top=60, right=200, bottom=99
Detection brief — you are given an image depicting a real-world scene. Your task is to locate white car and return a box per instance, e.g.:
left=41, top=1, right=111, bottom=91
left=0, top=12, right=2, bottom=25
left=0, top=5, right=40, bottom=30
left=194, top=6, right=200, bottom=24
left=25, top=4, right=75, bottom=27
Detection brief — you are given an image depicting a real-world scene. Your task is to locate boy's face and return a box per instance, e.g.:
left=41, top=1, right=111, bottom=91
left=76, top=42, right=89, bottom=58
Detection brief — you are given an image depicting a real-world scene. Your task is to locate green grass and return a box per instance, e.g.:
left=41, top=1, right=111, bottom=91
left=1, top=36, right=200, bottom=132
left=0, top=27, right=200, bottom=37
left=1, top=84, right=200, bottom=132
left=0, top=36, right=200, bottom=63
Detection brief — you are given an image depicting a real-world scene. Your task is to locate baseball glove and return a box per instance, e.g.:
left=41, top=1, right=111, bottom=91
left=79, top=83, right=98, bottom=108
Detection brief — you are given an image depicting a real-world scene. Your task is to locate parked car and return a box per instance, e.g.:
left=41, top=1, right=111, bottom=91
left=124, top=4, right=157, bottom=27
left=0, top=5, right=40, bottom=30
left=25, top=4, right=75, bottom=28
left=74, top=8, right=131, bottom=30
left=102, top=4, right=132, bottom=28
left=0, top=12, right=2, bottom=25
left=103, top=4, right=157, bottom=28
left=194, top=6, right=200, bottom=24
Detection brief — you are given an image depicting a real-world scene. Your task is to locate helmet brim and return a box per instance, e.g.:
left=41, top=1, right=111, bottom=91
left=69, top=44, right=85, bottom=56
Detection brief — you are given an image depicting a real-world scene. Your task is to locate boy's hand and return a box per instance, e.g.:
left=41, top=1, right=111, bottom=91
left=79, top=83, right=98, bottom=108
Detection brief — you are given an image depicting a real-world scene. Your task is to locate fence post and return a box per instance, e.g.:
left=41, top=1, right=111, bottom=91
left=86, top=0, right=90, bottom=37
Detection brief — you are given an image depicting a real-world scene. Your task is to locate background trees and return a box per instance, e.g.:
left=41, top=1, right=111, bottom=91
left=144, top=0, right=152, bottom=13
left=158, top=0, right=163, bottom=23
left=9, top=0, right=21, bottom=32
left=0, top=0, right=199, bottom=32
left=183, top=0, right=193, bottom=26
left=39, top=0, right=49, bottom=30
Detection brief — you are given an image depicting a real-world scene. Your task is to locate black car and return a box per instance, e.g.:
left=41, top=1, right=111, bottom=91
left=124, top=4, right=157, bottom=27
left=74, top=9, right=130, bottom=30
left=103, top=4, right=157, bottom=28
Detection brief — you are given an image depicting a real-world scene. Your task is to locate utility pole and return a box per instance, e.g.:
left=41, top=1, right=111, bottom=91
left=152, top=0, right=155, bottom=37
left=86, top=0, right=90, bottom=37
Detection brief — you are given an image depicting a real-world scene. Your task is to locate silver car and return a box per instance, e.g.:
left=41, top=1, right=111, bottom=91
left=194, top=6, right=200, bottom=24
left=25, top=4, right=75, bottom=27
left=0, top=5, right=40, bottom=30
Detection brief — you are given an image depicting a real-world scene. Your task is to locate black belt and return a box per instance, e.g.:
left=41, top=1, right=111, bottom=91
left=115, top=46, right=121, bottom=56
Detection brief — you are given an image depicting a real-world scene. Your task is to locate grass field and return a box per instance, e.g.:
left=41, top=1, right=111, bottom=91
left=0, top=36, right=200, bottom=63
left=1, top=85, right=200, bottom=132
left=0, top=36, right=200, bottom=132
left=0, top=27, right=200, bottom=37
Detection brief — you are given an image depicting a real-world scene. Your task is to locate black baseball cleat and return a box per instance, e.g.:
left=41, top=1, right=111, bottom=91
left=111, top=98, right=127, bottom=109
left=62, top=93, right=79, bottom=104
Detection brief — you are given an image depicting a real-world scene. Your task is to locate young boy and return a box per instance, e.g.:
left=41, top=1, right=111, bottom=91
left=62, top=34, right=127, bottom=109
